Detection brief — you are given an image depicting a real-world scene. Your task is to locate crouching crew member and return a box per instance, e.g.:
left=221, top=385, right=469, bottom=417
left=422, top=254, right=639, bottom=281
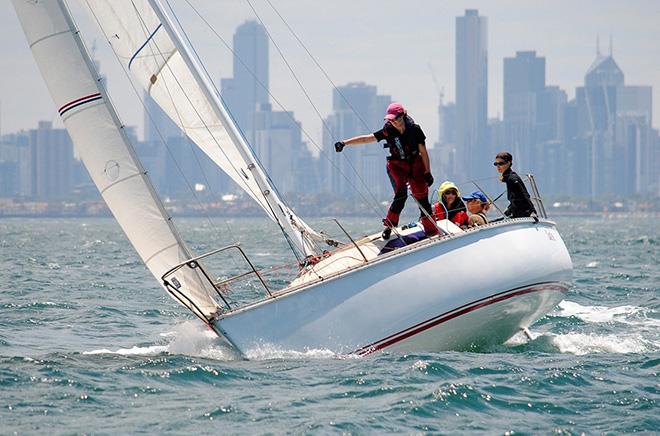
left=433, top=181, right=469, bottom=228
left=462, top=190, right=490, bottom=227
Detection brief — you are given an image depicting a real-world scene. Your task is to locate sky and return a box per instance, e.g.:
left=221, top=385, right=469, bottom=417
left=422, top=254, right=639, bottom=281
left=1, top=0, right=659, bottom=150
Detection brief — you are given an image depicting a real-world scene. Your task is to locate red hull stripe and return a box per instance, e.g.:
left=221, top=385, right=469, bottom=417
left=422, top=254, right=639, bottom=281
left=354, top=281, right=568, bottom=356
left=58, top=93, right=102, bottom=116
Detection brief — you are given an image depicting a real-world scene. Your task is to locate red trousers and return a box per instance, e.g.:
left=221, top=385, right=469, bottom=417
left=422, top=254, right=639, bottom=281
left=385, top=156, right=436, bottom=234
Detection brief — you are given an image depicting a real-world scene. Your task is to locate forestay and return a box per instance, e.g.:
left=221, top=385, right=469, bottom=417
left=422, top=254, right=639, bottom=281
left=80, top=0, right=322, bottom=259
left=12, top=0, right=219, bottom=320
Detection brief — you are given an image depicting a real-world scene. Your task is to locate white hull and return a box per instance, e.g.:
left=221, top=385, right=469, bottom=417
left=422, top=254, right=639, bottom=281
left=212, top=219, right=572, bottom=356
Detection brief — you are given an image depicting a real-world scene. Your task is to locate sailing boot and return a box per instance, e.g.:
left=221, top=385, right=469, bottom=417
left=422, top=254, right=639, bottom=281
left=382, top=218, right=396, bottom=240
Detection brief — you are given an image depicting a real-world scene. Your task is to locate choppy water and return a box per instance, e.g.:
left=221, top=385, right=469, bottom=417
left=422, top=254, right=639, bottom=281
left=1, top=216, right=658, bottom=433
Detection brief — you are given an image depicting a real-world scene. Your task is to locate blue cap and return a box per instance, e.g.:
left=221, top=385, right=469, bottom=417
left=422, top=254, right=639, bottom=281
left=462, top=190, right=488, bottom=203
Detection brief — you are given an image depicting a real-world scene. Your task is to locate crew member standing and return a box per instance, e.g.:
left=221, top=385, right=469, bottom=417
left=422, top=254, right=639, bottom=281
left=335, top=102, right=437, bottom=239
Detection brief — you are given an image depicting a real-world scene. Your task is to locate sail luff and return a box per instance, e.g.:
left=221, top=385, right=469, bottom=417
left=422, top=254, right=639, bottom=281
left=146, top=0, right=318, bottom=258
left=12, top=0, right=220, bottom=320
left=81, top=0, right=322, bottom=259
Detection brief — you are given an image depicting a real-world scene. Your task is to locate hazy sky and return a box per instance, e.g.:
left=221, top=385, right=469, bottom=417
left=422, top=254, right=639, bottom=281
left=1, top=0, right=659, bottom=149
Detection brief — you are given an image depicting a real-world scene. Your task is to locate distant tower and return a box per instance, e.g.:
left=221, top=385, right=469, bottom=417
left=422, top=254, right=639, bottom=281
left=323, top=82, right=391, bottom=198
left=575, top=40, right=625, bottom=197
left=455, top=9, right=488, bottom=180
left=221, top=21, right=269, bottom=145
left=503, top=51, right=546, bottom=168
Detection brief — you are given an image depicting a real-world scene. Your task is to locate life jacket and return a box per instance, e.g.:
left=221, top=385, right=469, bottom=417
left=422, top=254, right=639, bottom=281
left=381, top=116, right=420, bottom=161
left=433, top=201, right=469, bottom=227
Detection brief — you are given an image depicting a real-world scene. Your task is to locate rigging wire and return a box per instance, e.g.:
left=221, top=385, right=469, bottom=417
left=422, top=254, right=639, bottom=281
left=261, top=0, right=373, bottom=133
left=83, top=0, right=229, bottom=238
left=254, top=1, right=517, bottom=225
left=160, top=0, right=307, bottom=262
left=81, top=0, right=261, bottom=286
left=131, top=0, right=296, bottom=250
left=179, top=0, right=386, bottom=221
left=245, top=0, right=386, bottom=217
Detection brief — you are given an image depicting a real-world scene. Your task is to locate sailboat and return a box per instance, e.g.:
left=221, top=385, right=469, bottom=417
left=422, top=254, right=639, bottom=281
left=13, top=0, right=572, bottom=356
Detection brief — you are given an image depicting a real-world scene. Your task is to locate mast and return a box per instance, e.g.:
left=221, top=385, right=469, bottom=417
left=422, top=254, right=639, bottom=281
left=146, top=0, right=318, bottom=260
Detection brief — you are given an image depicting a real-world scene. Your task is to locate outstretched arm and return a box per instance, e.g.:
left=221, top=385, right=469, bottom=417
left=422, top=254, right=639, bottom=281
left=343, top=134, right=377, bottom=147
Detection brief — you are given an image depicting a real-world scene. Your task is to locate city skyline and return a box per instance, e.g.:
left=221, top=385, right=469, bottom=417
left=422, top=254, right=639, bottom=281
left=1, top=0, right=659, bottom=148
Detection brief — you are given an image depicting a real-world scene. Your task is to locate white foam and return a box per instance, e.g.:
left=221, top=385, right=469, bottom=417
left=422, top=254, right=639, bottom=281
left=83, top=345, right=167, bottom=356
left=551, top=332, right=654, bottom=355
left=244, top=344, right=339, bottom=360
left=555, top=300, right=658, bottom=326
left=83, top=321, right=237, bottom=360
left=585, top=261, right=599, bottom=268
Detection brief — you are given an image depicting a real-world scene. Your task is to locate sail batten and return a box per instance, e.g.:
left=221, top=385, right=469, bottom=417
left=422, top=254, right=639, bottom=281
left=12, top=0, right=220, bottom=320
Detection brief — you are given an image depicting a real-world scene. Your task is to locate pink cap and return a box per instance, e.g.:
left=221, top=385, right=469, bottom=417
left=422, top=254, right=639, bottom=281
left=384, top=102, right=405, bottom=121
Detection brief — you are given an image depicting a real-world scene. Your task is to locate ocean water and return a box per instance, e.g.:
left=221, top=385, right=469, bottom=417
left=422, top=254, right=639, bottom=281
left=1, top=216, right=658, bottom=434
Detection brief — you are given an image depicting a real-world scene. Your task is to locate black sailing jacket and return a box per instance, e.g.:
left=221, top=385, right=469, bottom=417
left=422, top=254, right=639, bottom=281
left=502, top=168, right=537, bottom=218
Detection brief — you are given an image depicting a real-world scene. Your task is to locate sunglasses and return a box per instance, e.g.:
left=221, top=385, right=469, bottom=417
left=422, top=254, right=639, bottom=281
left=493, top=161, right=507, bottom=167
left=393, top=113, right=404, bottom=121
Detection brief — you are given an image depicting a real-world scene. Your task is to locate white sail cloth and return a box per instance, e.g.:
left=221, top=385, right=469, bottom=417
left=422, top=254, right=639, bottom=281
left=81, top=0, right=321, bottom=258
left=12, top=0, right=219, bottom=319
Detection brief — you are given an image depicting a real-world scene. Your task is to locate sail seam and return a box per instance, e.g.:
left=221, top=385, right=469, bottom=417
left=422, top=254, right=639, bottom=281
left=28, top=30, right=71, bottom=49
left=99, top=171, right=144, bottom=195
left=128, top=23, right=163, bottom=70
left=143, top=242, right=179, bottom=266
left=60, top=101, right=105, bottom=122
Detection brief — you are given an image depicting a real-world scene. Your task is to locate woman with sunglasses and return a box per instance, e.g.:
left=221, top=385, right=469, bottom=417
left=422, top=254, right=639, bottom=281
left=433, top=181, right=469, bottom=228
left=494, top=151, right=537, bottom=220
left=334, top=102, right=437, bottom=239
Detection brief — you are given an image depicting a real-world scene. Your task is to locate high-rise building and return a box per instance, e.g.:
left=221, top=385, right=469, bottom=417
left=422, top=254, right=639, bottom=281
left=503, top=51, right=545, bottom=169
left=455, top=9, right=488, bottom=180
left=143, top=92, right=182, bottom=144
left=217, top=20, right=313, bottom=197
left=576, top=42, right=655, bottom=196
left=323, top=82, right=391, bottom=198
left=28, top=121, right=74, bottom=200
left=254, top=105, right=314, bottom=194
left=221, top=20, right=269, bottom=145
left=433, top=95, right=458, bottom=182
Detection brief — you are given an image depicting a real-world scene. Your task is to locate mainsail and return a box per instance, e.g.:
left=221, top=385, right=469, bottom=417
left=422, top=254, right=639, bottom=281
left=12, top=0, right=220, bottom=321
left=80, top=0, right=322, bottom=259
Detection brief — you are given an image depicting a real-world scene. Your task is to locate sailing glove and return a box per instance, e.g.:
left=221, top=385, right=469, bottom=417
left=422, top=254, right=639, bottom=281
left=334, top=141, right=345, bottom=152
left=424, top=172, right=434, bottom=186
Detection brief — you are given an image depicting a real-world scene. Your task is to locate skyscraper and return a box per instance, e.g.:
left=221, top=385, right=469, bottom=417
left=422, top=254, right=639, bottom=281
left=455, top=9, right=488, bottom=180
left=143, top=93, right=182, bottom=144
left=575, top=41, right=654, bottom=196
left=30, top=121, right=74, bottom=200
left=221, top=20, right=269, bottom=145
left=323, top=82, right=391, bottom=198
left=503, top=51, right=546, bottom=169
left=220, top=20, right=311, bottom=197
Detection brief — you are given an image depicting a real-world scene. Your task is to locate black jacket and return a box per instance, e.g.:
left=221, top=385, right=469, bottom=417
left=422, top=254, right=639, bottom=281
left=502, top=168, right=536, bottom=218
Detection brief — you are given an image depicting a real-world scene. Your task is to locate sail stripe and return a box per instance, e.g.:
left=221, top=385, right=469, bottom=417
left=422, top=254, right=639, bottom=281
left=59, top=93, right=102, bottom=116
left=128, top=23, right=162, bottom=71
left=353, top=281, right=570, bottom=356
